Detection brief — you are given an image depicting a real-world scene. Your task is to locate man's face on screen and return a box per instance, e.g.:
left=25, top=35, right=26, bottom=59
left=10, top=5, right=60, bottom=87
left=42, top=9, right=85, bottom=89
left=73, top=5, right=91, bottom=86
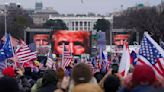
left=33, top=34, right=49, bottom=46
left=114, top=34, right=129, bottom=45
left=53, top=31, right=86, bottom=55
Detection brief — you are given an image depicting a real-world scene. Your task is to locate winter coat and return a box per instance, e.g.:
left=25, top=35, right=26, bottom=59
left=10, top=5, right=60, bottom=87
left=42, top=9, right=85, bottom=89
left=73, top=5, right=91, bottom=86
left=131, top=85, right=156, bottom=92
left=37, top=83, right=57, bottom=92
left=31, top=78, right=42, bottom=92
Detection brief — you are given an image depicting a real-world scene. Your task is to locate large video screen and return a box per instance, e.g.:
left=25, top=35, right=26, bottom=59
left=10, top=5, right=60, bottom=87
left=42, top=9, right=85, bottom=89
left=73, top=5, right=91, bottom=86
left=51, top=30, right=91, bottom=55
left=112, top=32, right=137, bottom=45
left=25, top=30, right=51, bottom=56
left=113, top=34, right=129, bottom=45
left=26, top=32, right=50, bottom=46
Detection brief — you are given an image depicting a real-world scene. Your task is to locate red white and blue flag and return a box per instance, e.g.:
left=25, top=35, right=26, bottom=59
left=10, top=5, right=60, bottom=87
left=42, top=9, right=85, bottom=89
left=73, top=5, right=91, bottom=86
left=130, top=50, right=138, bottom=65
left=15, top=40, right=37, bottom=63
left=0, top=34, right=14, bottom=70
left=46, top=52, right=56, bottom=70
left=138, top=32, right=164, bottom=78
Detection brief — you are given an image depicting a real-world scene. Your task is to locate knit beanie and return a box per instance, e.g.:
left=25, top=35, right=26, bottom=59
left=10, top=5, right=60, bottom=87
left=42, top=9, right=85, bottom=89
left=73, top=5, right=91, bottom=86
left=2, top=67, right=15, bottom=78
left=132, top=65, right=155, bottom=85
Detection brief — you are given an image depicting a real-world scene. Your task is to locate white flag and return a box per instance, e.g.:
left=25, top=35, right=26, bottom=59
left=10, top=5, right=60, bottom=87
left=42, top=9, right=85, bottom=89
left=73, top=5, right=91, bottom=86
left=118, top=44, right=131, bottom=78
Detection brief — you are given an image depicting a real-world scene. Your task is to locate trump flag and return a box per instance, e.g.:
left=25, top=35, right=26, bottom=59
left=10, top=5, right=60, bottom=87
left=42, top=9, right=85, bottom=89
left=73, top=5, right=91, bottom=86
left=138, top=32, right=164, bottom=77
left=3, top=34, right=14, bottom=58
left=0, top=43, right=6, bottom=61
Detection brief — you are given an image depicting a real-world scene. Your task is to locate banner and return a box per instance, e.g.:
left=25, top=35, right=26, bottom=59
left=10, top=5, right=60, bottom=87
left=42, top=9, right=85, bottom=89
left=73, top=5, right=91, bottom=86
left=97, top=32, right=106, bottom=47
left=36, top=45, right=51, bottom=56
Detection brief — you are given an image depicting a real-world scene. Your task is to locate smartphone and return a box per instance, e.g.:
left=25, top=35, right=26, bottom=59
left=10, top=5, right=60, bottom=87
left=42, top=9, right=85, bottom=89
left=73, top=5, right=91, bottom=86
left=111, top=64, right=119, bottom=74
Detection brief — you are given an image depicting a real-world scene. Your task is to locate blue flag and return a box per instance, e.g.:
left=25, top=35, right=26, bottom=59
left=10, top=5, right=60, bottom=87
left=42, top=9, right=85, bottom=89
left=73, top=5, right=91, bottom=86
left=0, top=41, right=6, bottom=71
left=0, top=34, right=13, bottom=70
left=0, top=48, right=6, bottom=61
left=3, top=34, right=14, bottom=58
left=0, top=40, right=6, bottom=61
left=101, top=51, right=108, bottom=73
left=102, top=52, right=105, bottom=60
left=130, top=50, right=137, bottom=65
left=102, top=51, right=108, bottom=62
left=0, top=40, right=6, bottom=70
left=91, top=57, right=96, bottom=67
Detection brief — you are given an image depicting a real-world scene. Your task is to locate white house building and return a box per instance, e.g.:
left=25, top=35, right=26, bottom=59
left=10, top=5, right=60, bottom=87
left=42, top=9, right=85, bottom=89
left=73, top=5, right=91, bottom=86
left=49, top=14, right=113, bottom=31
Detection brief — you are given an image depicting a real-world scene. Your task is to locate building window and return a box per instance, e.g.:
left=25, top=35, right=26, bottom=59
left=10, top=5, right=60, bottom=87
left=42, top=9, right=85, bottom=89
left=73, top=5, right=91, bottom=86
left=88, top=28, right=90, bottom=31
left=84, top=27, right=87, bottom=30
left=84, top=21, right=87, bottom=26
left=75, top=22, right=78, bottom=26
left=88, top=22, right=90, bottom=26
left=72, top=22, right=74, bottom=26
left=80, top=27, right=83, bottom=30
left=67, top=23, right=69, bottom=26
left=80, top=21, right=83, bottom=26
left=76, top=27, right=78, bottom=30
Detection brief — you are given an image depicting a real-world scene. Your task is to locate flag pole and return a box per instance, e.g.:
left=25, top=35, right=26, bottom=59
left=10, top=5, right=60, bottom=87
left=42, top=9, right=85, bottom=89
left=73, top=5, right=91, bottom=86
left=47, top=45, right=54, bottom=69
left=10, top=34, right=17, bottom=69
left=70, top=43, right=72, bottom=57
left=100, top=46, right=103, bottom=65
left=70, top=43, right=74, bottom=64
left=61, top=43, right=65, bottom=67
left=4, top=4, right=7, bottom=34
left=4, top=4, right=8, bottom=68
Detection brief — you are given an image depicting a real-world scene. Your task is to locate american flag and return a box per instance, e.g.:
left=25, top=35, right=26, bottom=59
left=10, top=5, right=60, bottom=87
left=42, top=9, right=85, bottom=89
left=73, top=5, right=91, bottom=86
left=15, top=40, right=37, bottom=63
left=138, top=32, right=164, bottom=77
left=46, top=53, right=56, bottom=70
left=62, top=44, right=73, bottom=68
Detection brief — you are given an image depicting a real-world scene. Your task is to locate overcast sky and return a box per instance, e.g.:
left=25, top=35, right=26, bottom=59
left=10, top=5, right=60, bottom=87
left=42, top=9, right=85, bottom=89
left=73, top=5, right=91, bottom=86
left=0, top=0, right=162, bottom=14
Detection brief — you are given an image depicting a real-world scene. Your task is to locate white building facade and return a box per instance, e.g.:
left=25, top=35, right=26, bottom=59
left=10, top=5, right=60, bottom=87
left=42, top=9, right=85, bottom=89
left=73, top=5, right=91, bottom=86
left=49, top=15, right=113, bottom=31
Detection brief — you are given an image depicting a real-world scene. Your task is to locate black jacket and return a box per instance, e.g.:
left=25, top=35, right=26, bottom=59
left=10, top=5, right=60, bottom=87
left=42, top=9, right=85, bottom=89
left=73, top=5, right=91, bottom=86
left=37, top=83, right=57, bottom=92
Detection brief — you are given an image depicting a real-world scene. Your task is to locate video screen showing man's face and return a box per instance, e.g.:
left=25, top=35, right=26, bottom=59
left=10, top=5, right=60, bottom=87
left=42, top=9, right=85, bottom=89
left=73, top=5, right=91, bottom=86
left=33, top=34, right=50, bottom=46
left=113, top=34, right=129, bottom=45
left=52, top=30, right=90, bottom=55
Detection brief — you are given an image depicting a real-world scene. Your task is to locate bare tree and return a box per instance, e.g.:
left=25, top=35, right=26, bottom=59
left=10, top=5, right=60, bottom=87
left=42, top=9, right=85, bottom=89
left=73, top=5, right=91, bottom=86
left=113, top=7, right=164, bottom=43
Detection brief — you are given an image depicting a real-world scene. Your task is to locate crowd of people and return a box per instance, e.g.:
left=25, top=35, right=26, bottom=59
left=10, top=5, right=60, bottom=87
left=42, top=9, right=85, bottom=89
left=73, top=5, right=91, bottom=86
left=0, top=60, right=164, bottom=92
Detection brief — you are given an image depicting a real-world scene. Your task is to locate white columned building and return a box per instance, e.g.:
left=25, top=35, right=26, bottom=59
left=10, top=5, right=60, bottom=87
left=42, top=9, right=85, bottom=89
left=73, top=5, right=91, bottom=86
left=49, top=15, right=113, bottom=31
